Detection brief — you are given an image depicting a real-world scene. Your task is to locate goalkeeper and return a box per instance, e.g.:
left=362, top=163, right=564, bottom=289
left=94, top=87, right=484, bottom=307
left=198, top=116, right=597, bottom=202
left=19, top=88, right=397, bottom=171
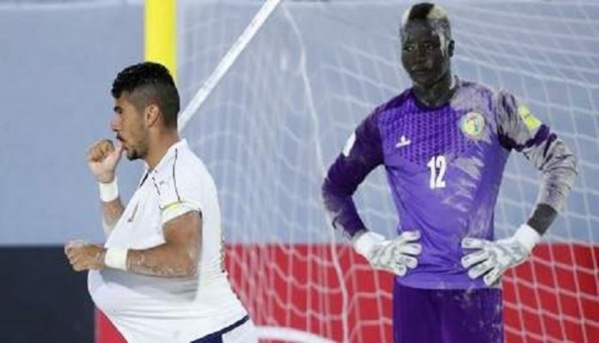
left=321, top=2, right=578, bottom=342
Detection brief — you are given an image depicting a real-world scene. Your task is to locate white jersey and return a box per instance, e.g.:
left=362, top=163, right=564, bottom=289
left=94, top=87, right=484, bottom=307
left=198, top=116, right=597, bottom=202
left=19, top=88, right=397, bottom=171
left=88, top=140, right=250, bottom=343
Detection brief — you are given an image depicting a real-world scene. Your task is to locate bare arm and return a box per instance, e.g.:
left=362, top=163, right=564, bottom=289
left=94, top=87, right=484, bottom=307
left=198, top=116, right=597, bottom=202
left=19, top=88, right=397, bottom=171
left=66, top=201, right=202, bottom=277
left=101, top=197, right=125, bottom=235
left=87, top=139, right=125, bottom=237
left=126, top=211, right=202, bottom=278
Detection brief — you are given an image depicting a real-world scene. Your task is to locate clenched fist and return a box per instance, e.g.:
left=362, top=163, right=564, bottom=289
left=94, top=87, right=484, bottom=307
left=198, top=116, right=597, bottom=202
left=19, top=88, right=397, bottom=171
left=87, top=139, right=123, bottom=183
left=64, top=240, right=106, bottom=272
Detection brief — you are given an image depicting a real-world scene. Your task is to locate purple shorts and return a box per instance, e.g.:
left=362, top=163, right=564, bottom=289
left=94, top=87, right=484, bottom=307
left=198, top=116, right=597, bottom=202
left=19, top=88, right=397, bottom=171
left=393, top=281, right=503, bottom=343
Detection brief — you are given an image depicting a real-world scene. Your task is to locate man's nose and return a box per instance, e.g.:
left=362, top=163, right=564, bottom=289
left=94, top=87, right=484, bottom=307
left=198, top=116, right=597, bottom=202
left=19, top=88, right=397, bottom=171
left=110, top=116, right=119, bottom=132
left=414, top=46, right=429, bottom=62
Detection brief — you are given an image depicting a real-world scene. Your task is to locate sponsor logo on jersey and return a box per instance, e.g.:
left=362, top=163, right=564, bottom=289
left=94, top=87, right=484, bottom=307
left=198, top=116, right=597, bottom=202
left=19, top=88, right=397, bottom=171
left=395, top=135, right=411, bottom=148
left=460, top=111, right=485, bottom=140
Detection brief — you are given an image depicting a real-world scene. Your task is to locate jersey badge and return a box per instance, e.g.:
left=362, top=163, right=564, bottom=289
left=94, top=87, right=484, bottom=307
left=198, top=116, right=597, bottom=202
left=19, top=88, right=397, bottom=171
left=517, top=105, right=541, bottom=131
left=460, top=111, right=485, bottom=140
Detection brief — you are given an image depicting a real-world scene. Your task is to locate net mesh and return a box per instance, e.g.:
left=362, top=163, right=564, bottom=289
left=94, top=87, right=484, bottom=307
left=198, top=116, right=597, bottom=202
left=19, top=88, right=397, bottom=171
left=177, top=1, right=598, bottom=342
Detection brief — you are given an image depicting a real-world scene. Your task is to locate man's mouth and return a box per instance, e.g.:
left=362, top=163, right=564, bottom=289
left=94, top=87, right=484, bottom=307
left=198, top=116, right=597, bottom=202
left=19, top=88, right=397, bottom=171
left=116, top=136, right=127, bottom=149
left=411, top=67, right=428, bottom=73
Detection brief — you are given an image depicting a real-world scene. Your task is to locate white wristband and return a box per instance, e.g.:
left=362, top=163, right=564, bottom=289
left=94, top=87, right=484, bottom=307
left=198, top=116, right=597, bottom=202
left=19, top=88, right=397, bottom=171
left=104, top=247, right=128, bottom=271
left=514, top=224, right=542, bottom=253
left=98, top=178, right=119, bottom=202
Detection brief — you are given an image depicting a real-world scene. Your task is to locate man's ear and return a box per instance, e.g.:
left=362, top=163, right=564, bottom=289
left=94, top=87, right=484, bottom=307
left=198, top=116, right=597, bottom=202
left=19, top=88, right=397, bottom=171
left=145, top=104, right=160, bottom=127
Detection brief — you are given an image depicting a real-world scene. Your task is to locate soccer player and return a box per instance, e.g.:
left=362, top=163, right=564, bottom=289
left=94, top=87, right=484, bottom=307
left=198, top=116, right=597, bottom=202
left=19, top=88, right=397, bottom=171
left=321, top=3, right=578, bottom=342
left=64, top=62, right=256, bottom=343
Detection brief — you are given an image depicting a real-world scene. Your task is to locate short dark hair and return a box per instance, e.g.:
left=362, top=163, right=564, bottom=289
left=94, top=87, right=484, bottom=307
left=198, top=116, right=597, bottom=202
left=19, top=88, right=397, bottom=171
left=400, top=2, right=452, bottom=41
left=111, top=62, right=180, bottom=128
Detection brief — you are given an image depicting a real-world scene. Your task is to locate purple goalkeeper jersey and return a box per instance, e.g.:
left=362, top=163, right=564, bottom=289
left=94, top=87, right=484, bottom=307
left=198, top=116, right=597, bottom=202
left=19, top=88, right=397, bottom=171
left=322, top=77, right=572, bottom=289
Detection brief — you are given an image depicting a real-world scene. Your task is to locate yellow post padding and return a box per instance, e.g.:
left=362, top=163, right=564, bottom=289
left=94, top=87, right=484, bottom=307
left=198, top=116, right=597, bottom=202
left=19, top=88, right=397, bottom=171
left=145, top=0, right=177, bottom=80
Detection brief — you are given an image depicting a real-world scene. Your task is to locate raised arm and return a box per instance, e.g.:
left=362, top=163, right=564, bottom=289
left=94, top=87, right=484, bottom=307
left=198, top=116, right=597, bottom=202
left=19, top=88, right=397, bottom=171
left=87, top=139, right=126, bottom=237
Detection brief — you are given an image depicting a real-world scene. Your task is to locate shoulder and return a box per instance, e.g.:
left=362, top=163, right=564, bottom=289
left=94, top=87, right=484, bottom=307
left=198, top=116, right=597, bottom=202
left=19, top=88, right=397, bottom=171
left=158, top=142, right=207, bottom=174
left=372, top=89, right=413, bottom=117
left=457, top=79, right=501, bottom=100
left=455, top=78, right=519, bottom=113
left=359, top=89, right=413, bottom=131
left=153, top=141, right=215, bottom=193
left=175, top=145, right=209, bottom=177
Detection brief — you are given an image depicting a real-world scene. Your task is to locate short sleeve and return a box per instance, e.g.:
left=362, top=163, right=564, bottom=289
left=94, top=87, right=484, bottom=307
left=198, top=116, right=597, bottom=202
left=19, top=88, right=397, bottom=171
left=152, top=170, right=202, bottom=225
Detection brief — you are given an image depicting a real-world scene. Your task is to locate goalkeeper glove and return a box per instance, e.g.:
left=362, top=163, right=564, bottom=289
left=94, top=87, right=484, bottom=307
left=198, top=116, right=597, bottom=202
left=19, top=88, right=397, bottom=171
left=461, top=224, right=541, bottom=286
left=353, top=230, right=422, bottom=276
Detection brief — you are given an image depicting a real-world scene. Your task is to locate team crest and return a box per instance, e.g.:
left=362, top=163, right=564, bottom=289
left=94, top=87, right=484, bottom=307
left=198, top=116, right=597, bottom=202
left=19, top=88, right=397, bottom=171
left=460, top=112, right=485, bottom=140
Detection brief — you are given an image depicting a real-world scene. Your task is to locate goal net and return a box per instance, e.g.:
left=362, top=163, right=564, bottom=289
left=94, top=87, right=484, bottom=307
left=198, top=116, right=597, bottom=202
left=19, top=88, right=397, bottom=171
left=177, top=1, right=598, bottom=342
